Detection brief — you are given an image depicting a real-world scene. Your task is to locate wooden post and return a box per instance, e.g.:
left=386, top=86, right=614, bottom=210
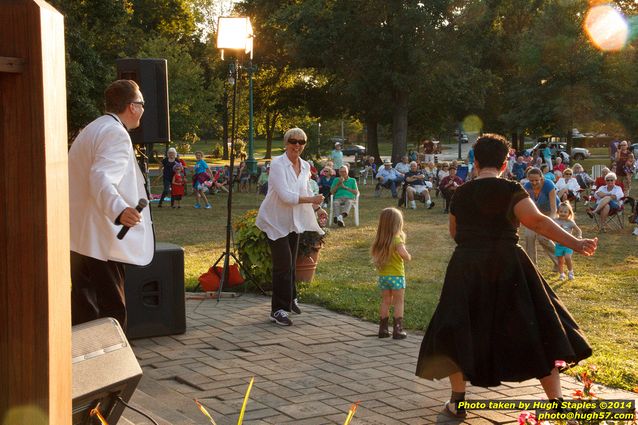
left=0, top=1, right=71, bottom=424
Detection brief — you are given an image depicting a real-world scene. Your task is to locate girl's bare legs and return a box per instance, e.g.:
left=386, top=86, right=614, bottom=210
left=392, top=288, right=405, bottom=318
left=557, top=256, right=565, bottom=275
left=565, top=254, right=573, bottom=273
left=539, top=367, right=563, bottom=399
left=200, top=190, right=210, bottom=206
left=380, top=289, right=392, bottom=318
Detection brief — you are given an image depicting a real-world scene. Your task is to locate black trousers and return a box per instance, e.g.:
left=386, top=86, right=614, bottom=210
left=267, top=232, right=299, bottom=313
left=71, top=251, right=127, bottom=330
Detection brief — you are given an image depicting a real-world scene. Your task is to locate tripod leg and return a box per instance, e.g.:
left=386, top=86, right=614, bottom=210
left=230, top=252, right=267, bottom=295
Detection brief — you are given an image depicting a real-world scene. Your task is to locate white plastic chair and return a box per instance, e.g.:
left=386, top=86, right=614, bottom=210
left=329, top=193, right=360, bottom=227
left=591, top=164, right=604, bottom=180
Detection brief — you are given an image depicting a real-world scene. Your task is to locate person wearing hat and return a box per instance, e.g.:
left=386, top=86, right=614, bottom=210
left=376, top=159, right=402, bottom=198
left=331, top=142, right=344, bottom=170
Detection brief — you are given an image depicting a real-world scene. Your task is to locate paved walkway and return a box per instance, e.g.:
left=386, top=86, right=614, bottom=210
left=121, top=294, right=634, bottom=425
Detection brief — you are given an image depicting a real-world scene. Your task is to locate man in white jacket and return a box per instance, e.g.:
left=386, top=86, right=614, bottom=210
left=68, top=80, right=155, bottom=330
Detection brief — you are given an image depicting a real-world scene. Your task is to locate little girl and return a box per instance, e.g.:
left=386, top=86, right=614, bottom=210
left=553, top=201, right=582, bottom=281
left=171, top=163, right=185, bottom=208
left=370, top=207, right=412, bottom=339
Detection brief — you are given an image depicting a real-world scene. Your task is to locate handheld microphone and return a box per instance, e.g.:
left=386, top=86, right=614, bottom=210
left=117, top=198, right=148, bottom=240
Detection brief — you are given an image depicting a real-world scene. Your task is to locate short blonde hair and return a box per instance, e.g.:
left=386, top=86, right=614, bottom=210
left=283, top=128, right=307, bottom=143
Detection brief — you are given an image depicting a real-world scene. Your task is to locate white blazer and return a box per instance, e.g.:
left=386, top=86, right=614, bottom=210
left=68, top=114, right=154, bottom=265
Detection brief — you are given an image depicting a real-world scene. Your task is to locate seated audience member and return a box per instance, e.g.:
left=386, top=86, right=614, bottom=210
left=541, top=164, right=555, bottom=182
left=422, top=161, right=436, bottom=183
left=511, top=156, right=527, bottom=181
left=572, top=163, right=594, bottom=189
left=405, top=161, right=434, bottom=209
left=593, top=167, right=611, bottom=188
left=555, top=168, right=581, bottom=201
left=321, top=160, right=337, bottom=177
left=257, top=164, right=269, bottom=195
left=360, top=156, right=377, bottom=184
left=553, top=156, right=567, bottom=173
left=395, top=155, right=411, bottom=177
left=588, top=172, right=624, bottom=232
left=376, top=159, right=403, bottom=198
left=318, top=168, right=335, bottom=204
left=439, top=165, right=464, bottom=213
left=330, top=165, right=359, bottom=227
left=308, top=160, right=319, bottom=181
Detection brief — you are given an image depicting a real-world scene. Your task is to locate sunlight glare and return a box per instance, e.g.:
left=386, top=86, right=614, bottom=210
left=584, top=4, right=629, bottom=52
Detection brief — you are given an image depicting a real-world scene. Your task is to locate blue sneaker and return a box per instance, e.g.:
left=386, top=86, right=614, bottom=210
left=205, top=204, right=212, bottom=209
left=194, top=203, right=201, bottom=209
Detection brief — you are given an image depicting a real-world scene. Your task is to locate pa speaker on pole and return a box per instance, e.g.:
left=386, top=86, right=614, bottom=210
left=116, top=58, right=170, bottom=144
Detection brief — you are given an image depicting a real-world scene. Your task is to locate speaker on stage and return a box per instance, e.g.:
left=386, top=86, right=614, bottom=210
left=124, top=242, right=186, bottom=339
left=72, top=318, right=142, bottom=425
left=116, top=58, right=170, bottom=144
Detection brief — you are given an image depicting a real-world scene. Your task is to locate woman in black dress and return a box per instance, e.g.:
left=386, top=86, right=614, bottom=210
left=415, top=134, right=598, bottom=418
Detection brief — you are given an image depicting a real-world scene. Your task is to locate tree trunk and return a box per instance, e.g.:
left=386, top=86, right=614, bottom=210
left=365, top=117, right=380, bottom=164
left=392, top=89, right=408, bottom=163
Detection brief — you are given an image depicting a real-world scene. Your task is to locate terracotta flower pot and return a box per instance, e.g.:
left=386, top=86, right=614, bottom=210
left=295, top=249, right=320, bottom=283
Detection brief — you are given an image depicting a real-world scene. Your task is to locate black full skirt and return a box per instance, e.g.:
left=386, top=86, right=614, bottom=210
left=415, top=242, right=592, bottom=387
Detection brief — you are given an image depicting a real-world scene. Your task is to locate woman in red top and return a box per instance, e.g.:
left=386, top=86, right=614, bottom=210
left=614, top=140, right=635, bottom=196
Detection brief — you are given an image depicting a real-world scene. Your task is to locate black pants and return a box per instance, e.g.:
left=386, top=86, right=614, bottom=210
left=71, top=251, right=127, bottom=330
left=267, top=233, right=299, bottom=313
left=159, top=177, right=173, bottom=206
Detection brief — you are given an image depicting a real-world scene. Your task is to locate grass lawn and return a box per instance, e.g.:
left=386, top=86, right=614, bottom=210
left=152, top=169, right=638, bottom=392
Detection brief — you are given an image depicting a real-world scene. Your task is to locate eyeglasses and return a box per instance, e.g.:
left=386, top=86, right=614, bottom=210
left=131, top=101, right=145, bottom=107
left=564, top=173, right=572, bottom=175
left=606, top=179, right=615, bottom=182
left=288, top=139, right=306, bottom=145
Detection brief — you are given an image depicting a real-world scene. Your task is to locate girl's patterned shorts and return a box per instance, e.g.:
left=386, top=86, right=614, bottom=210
left=378, top=275, right=406, bottom=290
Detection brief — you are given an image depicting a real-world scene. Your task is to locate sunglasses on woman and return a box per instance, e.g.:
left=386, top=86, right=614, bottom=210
left=288, top=139, right=306, bottom=145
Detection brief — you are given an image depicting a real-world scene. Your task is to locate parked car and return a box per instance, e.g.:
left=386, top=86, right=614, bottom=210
left=342, top=144, right=366, bottom=156
left=528, top=137, right=591, bottom=161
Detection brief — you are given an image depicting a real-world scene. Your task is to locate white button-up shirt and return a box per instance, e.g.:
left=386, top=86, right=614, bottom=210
left=256, top=153, right=324, bottom=240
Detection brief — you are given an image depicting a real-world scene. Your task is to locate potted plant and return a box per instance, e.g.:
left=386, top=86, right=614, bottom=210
left=233, top=210, right=272, bottom=291
left=295, top=229, right=327, bottom=283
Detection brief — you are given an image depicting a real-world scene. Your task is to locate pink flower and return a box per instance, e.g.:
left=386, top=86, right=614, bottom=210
left=554, top=360, right=567, bottom=369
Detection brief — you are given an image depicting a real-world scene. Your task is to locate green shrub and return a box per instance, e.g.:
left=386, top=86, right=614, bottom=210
left=233, top=210, right=272, bottom=290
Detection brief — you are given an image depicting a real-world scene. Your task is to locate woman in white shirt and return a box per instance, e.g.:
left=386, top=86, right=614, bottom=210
left=256, top=128, right=327, bottom=326
left=587, top=172, right=624, bottom=232
left=555, top=168, right=581, bottom=201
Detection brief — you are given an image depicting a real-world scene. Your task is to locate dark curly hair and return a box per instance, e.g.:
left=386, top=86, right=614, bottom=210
left=473, top=133, right=511, bottom=169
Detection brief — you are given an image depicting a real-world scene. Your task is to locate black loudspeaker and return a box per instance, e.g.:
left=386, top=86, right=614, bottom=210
left=124, top=242, right=186, bottom=339
left=116, top=58, right=170, bottom=144
left=72, top=318, right=143, bottom=425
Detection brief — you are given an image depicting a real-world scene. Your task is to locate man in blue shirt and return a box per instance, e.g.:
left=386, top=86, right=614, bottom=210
left=375, top=159, right=402, bottom=198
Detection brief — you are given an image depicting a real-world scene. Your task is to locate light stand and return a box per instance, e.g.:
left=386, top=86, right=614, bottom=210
left=210, top=17, right=266, bottom=300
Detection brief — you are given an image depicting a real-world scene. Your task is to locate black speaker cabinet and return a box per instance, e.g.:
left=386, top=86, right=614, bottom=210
left=124, top=242, right=186, bottom=339
left=72, top=318, right=142, bottom=425
left=116, top=58, right=170, bottom=144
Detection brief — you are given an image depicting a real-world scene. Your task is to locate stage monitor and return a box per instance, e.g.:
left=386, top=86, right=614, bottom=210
left=72, top=318, right=142, bottom=425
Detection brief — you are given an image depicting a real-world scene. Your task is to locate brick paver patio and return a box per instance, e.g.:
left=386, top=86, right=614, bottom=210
left=121, top=294, right=635, bottom=424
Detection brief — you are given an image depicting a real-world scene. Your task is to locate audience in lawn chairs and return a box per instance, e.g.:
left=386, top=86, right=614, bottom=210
left=439, top=164, right=465, bottom=213
left=572, top=163, right=594, bottom=191
left=555, top=168, right=582, bottom=203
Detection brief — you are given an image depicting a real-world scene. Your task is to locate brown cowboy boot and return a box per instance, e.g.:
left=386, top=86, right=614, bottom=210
left=393, top=317, right=407, bottom=339
left=378, top=317, right=390, bottom=338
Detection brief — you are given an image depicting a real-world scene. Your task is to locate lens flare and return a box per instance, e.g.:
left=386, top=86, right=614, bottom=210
left=462, top=115, right=483, bottom=134
left=584, top=4, right=629, bottom=51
